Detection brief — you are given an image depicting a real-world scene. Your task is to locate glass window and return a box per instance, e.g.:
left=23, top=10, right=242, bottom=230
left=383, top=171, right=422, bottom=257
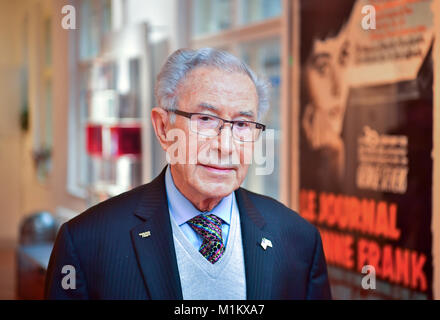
left=77, top=67, right=91, bottom=189
left=239, top=37, right=281, bottom=199
left=79, top=0, right=112, bottom=60
left=69, top=0, right=112, bottom=195
left=192, top=0, right=233, bottom=36
left=239, top=0, right=282, bottom=25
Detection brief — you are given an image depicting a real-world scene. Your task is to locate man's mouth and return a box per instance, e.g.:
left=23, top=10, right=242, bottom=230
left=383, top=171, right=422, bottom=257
left=199, top=163, right=236, bottom=174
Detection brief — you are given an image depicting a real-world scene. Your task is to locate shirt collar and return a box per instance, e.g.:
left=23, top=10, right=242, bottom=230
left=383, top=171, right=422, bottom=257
left=165, top=165, right=233, bottom=227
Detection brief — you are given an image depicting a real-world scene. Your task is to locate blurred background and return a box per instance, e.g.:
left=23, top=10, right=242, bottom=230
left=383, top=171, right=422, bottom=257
left=0, top=0, right=439, bottom=300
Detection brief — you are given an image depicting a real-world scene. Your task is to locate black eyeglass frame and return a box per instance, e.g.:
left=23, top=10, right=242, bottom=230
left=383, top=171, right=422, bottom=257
left=168, top=109, right=266, bottom=142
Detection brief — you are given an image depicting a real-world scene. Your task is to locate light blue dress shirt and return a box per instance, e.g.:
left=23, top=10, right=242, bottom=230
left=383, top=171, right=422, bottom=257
left=164, top=165, right=237, bottom=249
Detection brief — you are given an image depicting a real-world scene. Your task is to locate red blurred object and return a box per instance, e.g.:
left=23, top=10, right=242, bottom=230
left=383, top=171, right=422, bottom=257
left=110, top=125, right=141, bottom=157
left=86, top=124, right=103, bottom=156
left=86, top=124, right=141, bottom=158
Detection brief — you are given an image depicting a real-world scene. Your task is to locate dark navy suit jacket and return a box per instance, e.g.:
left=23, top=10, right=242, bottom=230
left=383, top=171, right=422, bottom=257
left=45, top=167, right=331, bottom=299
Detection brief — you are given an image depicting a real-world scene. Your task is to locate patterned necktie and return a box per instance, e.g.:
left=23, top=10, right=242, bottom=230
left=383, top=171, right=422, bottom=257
left=187, top=214, right=225, bottom=264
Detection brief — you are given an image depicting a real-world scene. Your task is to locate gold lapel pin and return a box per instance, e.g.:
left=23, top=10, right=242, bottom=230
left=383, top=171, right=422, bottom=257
left=139, top=231, right=151, bottom=238
left=260, top=237, right=272, bottom=250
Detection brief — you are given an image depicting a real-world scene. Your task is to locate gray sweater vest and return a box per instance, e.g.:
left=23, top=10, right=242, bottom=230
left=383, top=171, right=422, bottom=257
left=169, top=208, right=247, bottom=300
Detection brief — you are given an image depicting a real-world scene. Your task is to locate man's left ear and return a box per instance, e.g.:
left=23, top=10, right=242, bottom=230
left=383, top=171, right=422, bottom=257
left=151, top=107, right=170, bottom=151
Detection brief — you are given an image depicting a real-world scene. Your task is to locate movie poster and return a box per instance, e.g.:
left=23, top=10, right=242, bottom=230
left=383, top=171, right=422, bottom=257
left=299, top=0, right=434, bottom=299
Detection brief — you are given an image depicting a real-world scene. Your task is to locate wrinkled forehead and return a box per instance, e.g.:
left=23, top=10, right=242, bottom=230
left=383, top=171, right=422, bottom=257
left=178, top=66, right=258, bottom=112
left=182, top=65, right=252, bottom=86
left=180, top=66, right=256, bottom=95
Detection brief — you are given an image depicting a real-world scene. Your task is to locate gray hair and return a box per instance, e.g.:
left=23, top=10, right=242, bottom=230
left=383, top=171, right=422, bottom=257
left=154, top=48, right=270, bottom=121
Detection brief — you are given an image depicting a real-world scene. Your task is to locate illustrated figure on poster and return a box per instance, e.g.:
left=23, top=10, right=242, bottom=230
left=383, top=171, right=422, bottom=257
left=302, top=24, right=352, bottom=186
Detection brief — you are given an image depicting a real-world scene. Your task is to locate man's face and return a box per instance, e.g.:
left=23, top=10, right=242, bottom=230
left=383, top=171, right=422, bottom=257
left=168, top=66, right=259, bottom=200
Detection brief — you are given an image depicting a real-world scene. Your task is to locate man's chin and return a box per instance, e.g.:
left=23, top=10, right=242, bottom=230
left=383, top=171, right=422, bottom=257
left=194, top=180, right=236, bottom=199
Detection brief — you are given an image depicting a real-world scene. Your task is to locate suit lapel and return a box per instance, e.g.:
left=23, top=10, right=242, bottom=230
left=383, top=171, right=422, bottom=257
left=235, top=188, right=275, bottom=300
left=130, top=168, right=183, bottom=299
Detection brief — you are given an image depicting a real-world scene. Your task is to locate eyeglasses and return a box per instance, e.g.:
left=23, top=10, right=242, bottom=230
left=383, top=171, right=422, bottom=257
left=168, top=110, right=266, bottom=142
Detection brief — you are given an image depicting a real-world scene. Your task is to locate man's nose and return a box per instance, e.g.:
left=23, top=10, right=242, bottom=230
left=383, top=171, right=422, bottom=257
left=217, top=123, right=234, bottom=155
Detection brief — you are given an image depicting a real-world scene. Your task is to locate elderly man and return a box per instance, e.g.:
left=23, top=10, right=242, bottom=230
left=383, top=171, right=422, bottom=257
left=45, top=48, right=331, bottom=300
